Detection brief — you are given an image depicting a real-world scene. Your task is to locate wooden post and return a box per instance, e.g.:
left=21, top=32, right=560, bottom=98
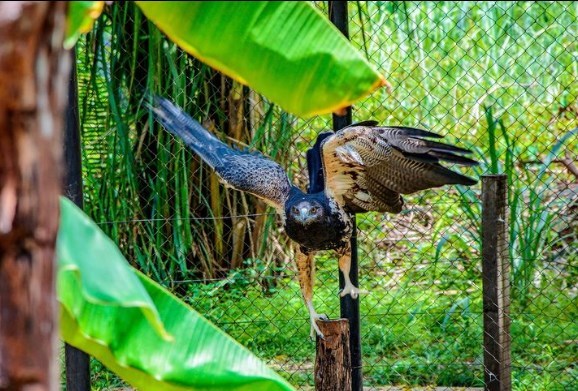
left=0, top=2, right=70, bottom=390
left=482, top=175, right=512, bottom=391
left=314, top=319, right=351, bottom=391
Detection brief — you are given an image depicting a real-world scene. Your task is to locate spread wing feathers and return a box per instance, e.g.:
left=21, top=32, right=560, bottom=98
left=151, top=96, right=292, bottom=210
left=322, top=125, right=478, bottom=213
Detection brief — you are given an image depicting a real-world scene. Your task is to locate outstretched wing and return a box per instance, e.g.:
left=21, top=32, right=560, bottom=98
left=151, top=96, right=292, bottom=210
left=321, top=124, right=478, bottom=213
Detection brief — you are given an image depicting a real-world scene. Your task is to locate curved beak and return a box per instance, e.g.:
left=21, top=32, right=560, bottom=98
left=295, top=207, right=314, bottom=225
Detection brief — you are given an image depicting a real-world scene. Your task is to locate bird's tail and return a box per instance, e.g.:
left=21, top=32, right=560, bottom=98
left=148, top=96, right=228, bottom=168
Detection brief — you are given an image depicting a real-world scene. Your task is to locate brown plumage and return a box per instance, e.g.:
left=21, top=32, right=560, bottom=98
left=151, top=97, right=478, bottom=339
left=322, top=123, right=477, bottom=214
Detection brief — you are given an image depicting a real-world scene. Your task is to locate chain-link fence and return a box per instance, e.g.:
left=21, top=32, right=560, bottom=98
left=76, top=2, right=577, bottom=390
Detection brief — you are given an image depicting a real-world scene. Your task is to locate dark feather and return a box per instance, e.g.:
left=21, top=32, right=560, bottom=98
left=150, top=96, right=227, bottom=169
left=409, top=137, right=474, bottom=154
left=394, top=145, right=479, bottom=166
left=429, top=151, right=479, bottom=166
left=340, top=120, right=380, bottom=130
left=307, top=132, right=333, bottom=194
left=379, top=125, right=444, bottom=139
left=394, top=148, right=440, bottom=164
left=321, top=123, right=478, bottom=213
left=151, top=96, right=293, bottom=209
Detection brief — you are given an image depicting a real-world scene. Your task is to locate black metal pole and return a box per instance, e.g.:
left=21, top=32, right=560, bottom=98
left=329, top=2, right=362, bottom=390
left=63, top=48, right=91, bottom=391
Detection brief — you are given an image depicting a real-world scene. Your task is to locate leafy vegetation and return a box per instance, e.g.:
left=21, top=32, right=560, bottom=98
left=77, top=1, right=577, bottom=390
left=77, top=2, right=297, bottom=289
left=59, top=198, right=294, bottom=391
left=456, top=109, right=578, bottom=308
left=136, top=1, right=386, bottom=117
left=63, top=1, right=387, bottom=389
left=184, top=268, right=576, bottom=389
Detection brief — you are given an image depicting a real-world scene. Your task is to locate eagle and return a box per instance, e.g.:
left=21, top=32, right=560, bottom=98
left=150, top=96, right=478, bottom=339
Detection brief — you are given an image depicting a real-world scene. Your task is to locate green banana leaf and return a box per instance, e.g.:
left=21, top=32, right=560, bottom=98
left=64, top=1, right=105, bottom=49
left=57, top=197, right=295, bottom=391
left=136, top=1, right=387, bottom=117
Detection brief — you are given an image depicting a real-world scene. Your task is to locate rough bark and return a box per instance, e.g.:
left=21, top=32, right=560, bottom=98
left=482, top=175, right=512, bottom=391
left=0, top=2, right=70, bottom=390
left=314, top=319, right=352, bottom=391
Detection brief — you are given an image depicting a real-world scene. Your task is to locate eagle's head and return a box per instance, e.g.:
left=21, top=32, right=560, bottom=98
left=283, top=191, right=350, bottom=251
left=286, top=199, right=325, bottom=226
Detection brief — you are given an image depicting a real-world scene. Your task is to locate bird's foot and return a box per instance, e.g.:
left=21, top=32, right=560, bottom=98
left=339, top=283, right=362, bottom=299
left=309, top=313, right=329, bottom=341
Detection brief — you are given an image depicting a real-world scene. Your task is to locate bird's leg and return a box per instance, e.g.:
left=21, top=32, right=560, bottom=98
left=338, top=244, right=360, bottom=299
left=296, top=247, right=327, bottom=339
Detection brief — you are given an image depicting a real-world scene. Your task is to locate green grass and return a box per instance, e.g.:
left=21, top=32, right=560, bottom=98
left=77, top=1, right=577, bottom=390
left=181, top=261, right=577, bottom=389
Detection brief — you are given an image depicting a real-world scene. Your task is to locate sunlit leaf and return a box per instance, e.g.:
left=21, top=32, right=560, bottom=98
left=57, top=198, right=295, bottom=391
left=57, top=197, right=170, bottom=341
left=136, top=1, right=387, bottom=117
left=65, top=1, right=105, bottom=49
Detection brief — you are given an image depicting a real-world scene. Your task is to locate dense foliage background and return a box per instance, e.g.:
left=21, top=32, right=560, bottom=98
left=76, top=2, right=577, bottom=389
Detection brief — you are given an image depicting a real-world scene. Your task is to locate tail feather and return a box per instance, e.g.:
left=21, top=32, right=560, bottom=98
left=149, top=96, right=227, bottom=168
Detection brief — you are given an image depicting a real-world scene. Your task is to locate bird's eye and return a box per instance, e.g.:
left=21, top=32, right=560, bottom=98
left=311, top=207, right=319, bottom=213
left=291, top=206, right=299, bottom=214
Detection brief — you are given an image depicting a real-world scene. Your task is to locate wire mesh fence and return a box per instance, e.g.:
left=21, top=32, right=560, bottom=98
left=76, top=1, right=577, bottom=390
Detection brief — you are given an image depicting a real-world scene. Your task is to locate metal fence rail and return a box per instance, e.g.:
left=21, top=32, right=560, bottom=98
left=73, top=1, right=577, bottom=390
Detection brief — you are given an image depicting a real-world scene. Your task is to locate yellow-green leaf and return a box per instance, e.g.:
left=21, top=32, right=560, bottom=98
left=136, top=1, right=387, bottom=117
left=57, top=198, right=295, bottom=391
left=65, top=1, right=105, bottom=49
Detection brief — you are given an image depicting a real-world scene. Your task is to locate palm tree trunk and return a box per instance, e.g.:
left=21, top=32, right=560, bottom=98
left=0, top=2, right=70, bottom=389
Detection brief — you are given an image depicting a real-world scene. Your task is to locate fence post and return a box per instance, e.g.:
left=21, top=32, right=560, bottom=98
left=481, top=175, right=511, bottom=391
left=328, top=2, right=363, bottom=391
left=315, top=319, right=352, bottom=390
left=63, top=48, right=91, bottom=391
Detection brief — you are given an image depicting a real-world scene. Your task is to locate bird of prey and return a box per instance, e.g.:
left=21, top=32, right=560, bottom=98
left=150, top=96, right=478, bottom=338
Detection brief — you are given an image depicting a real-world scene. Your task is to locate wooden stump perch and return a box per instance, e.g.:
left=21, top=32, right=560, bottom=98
left=314, top=319, right=351, bottom=391
left=482, top=175, right=511, bottom=391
